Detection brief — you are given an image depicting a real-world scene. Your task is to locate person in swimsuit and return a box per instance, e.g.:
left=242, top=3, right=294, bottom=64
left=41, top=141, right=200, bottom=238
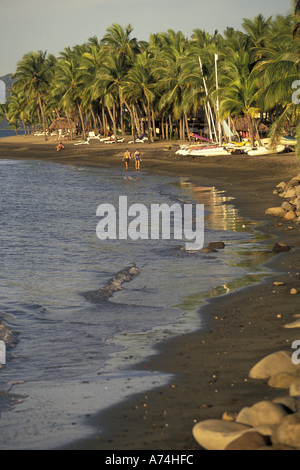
left=123, top=149, right=131, bottom=171
left=134, top=149, right=141, bottom=170
left=56, top=142, right=65, bottom=151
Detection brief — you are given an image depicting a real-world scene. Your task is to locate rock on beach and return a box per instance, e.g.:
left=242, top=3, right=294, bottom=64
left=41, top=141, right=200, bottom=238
left=272, top=242, right=291, bottom=253
left=267, top=173, right=300, bottom=224
left=248, top=351, right=300, bottom=380
left=192, top=420, right=252, bottom=451
left=192, top=172, right=300, bottom=451
left=192, top=350, right=300, bottom=450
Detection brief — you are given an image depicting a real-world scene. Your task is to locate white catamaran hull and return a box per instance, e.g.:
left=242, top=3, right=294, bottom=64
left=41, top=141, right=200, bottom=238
left=245, top=144, right=286, bottom=156
left=189, top=147, right=230, bottom=156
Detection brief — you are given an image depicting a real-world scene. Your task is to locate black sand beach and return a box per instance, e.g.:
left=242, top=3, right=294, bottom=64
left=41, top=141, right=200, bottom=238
left=1, top=135, right=300, bottom=450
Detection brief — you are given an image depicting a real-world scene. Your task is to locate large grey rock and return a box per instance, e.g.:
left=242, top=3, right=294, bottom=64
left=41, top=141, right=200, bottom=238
left=236, top=401, right=289, bottom=427
left=284, top=211, right=296, bottom=221
left=272, top=243, right=291, bottom=253
left=249, top=351, right=299, bottom=380
left=284, top=188, right=297, bottom=199
left=271, top=413, right=300, bottom=448
left=273, top=396, right=300, bottom=412
left=265, top=207, right=286, bottom=217
left=208, top=241, right=225, bottom=249
left=281, top=201, right=295, bottom=212
left=286, top=177, right=300, bottom=189
left=192, top=419, right=251, bottom=450
left=200, top=247, right=217, bottom=253
left=276, top=182, right=287, bottom=191
left=225, top=431, right=270, bottom=450
left=290, top=379, right=300, bottom=397
left=283, top=319, right=300, bottom=329
left=268, top=372, right=300, bottom=389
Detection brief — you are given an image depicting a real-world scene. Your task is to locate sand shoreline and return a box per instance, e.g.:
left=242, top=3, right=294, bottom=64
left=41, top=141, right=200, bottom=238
left=1, top=135, right=300, bottom=450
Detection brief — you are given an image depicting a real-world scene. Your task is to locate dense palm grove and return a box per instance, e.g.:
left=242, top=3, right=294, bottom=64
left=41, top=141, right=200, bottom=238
left=1, top=4, right=299, bottom=153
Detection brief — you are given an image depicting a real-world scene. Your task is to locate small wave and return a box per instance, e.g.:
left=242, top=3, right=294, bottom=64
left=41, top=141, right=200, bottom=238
left=82, top=265, right=140, bottom=302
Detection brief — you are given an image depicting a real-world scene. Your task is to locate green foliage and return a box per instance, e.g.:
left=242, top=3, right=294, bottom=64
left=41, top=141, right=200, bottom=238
left=3, top=12, right=299, bottom=148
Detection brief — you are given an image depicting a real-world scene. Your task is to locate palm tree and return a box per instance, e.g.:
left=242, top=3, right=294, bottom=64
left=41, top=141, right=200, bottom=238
left=255, top=14, right=300, bottom=154
left=6, top=15, right=299, bottom=150
left=152, top=30, right=189, bottom=140
left=123, top=51, right=156, bottom=143
left=242, top=14, right=273, bottom=66
left=101, top=23, right=139, bottom=66
left=0, top=103, right=10, bottom=127
left=215, top=48, right=261, bottom=146
left=78, top=43, right=107, bottom=135
left=183, top=29, right=223, bottom=141
left=293, top=0, right=300, bottom=36
left=294, top=0, right=300, bottom=15
left=92, top=53, right=126, bottom=142
left=13, top=51, right=56, bottom=140
left=52, top=50, right=86, bottom=139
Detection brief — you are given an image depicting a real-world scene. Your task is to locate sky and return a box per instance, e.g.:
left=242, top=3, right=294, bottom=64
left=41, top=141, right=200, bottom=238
left=0, top=0, right=292, bottom=77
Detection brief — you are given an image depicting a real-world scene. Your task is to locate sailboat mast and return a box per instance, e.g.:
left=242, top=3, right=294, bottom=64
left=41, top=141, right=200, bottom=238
left=214, top=54, right=222, bottom=145
left=198, top=56, right=217, bottom=142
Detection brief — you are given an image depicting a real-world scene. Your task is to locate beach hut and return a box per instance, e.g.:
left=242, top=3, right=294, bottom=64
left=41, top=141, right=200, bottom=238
left=49, top=117, right=77, bottom=139
left=234, top=116, right=269, bottom=140
left=234, top=116, right=268, bottom=131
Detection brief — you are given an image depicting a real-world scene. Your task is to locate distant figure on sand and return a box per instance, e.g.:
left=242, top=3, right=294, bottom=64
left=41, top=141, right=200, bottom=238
left=134, top=149, right=141, bottom=170
left=123, top=149, right=131, bottom=171
left=56, top=142, right=65, bottom=151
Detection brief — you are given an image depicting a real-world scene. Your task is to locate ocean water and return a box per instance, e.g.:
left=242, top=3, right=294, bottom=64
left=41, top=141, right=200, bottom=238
left=0, top=157, right=273, bottom=449
left=0, top=129, right=25, bottom=138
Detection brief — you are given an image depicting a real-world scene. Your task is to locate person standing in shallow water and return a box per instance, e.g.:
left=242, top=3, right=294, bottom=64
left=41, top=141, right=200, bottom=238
left=122, top=149, right=131, bottom=171
left=134, top=149, right=141, bottom=171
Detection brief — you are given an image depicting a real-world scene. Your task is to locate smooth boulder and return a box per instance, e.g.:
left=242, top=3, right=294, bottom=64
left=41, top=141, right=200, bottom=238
left=192, top=419, right=251, bottom=450
left=249, top=351, right=299, bottom=380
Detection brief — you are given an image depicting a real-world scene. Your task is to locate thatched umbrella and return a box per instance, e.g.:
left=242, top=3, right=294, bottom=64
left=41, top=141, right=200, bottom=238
left=234, top=116, right=269, bottom=133
left=50, top=118, right=77, bottom=139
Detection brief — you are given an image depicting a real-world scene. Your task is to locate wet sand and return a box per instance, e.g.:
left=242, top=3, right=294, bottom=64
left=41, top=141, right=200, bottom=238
left=1, top=135, right=300, bottom=450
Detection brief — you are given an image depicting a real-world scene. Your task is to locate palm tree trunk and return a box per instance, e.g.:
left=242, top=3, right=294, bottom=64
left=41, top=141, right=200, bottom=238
left=106, top=105, right=117, bottom=143
left=124, top=100, right=135, bottom=142
left=119, top=97, right=125, bottom=136
left=254, top=120, right=263, bottom=146
left=91, top=107, right=99, bottom=135
left=146, top=98, right=152, bottom=144
left=77, top=101, right=86, bottom=140
left=247, top=115, right=255, bottom=147
left=102, top=107, right=107, bottom=136
left=66, top=112, right=74, bottom=140
left=37, top=91, right=47, bottom=141
left=169, top=114, right=173, bottom=140
left=132, top=104, right=142, bottom=137
left=113, top=103, right=117, bottom=143
left=152, top=108, right=156, bottom=140
left=184, top=113, right=191, bottom=142
left=180, top=116, right=185, bottom=141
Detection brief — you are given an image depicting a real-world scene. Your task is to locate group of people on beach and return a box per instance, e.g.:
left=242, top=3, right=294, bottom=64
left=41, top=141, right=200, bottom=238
left=55, top=142, right=142, bottom=172
left=122, top=149, right=141, bottom=171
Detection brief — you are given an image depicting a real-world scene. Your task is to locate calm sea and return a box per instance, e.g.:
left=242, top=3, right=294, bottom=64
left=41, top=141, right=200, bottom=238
left=0, top=129, right=25, bottom=138
left=0, top=153, right=273, bottom=449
